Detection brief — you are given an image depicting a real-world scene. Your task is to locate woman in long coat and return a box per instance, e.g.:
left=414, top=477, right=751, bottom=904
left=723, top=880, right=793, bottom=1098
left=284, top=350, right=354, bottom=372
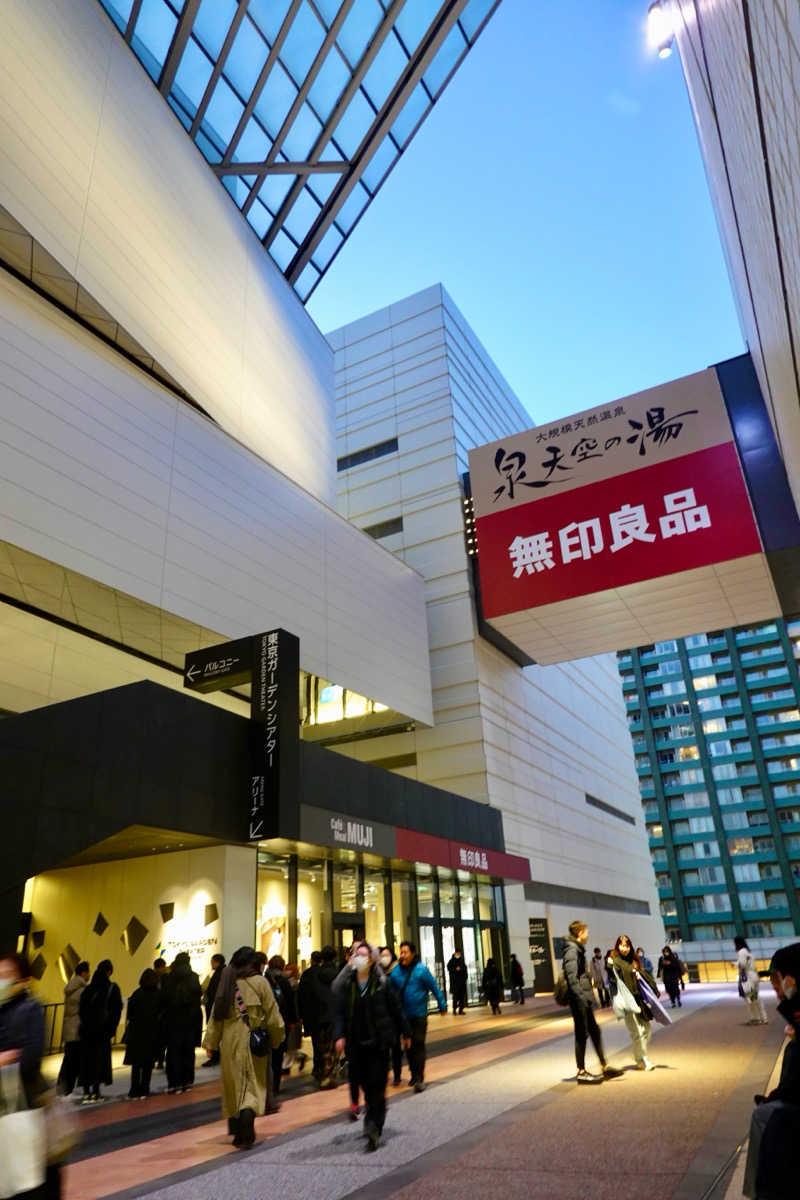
left=657, top=946, right=685, bottom=1008
left=609, top=935, right=659, bottom=1070
left=79, top=959, right=122, bottom=1102
left=481, top=958, right=504, bottom=1015
left=124, top=968, right=161, bottom=1098
left=203, top=946, right=284, bottom=1149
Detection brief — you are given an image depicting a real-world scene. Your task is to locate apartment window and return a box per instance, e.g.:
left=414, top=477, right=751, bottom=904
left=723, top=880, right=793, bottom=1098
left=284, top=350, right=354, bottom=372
left=761, top=732, right=800, bottom=749
left=756, top=709, right=800, bottom=726
left=759, top=863, right=783, bottom=881
left=699, top=865, right=723, bottom=885
left=668, top=792, right=709, bottom=813
left=688, top=816, right=714, bottom=834
left=693, top=675, right=717, bottom=691
left=689, top=654, right=713, bottom=669
left=654, top=640, right=678, bottom=654
left=694, top=840, right=719, bottom=858
left=686, top=897, right=704, bottom=913
left=727, top=836, right=754, bottom=856
left=717, top=788, right=744, bottom=806
left=708, top=740, right=732, bottom=758
left=703, top=718, right=727, bottom=734
left=685, top=634, right=708, bottom=649
left=337, top=437, right=399, bottom=471
left=712, top=762, right=737, bottom=781
left=678, top=745, right=700, bottom=761
left=656, top=873, right=671, bottom=888
left=746, top=811, right=768, bottom=828
left=660, top=900, right=677, bottom=916
left=774, top=783, right=800, bottom=797
left=733, top=862, right=760, bottom=883
left=739, top=891, right=767, bottom=910
left=767, top=757, right=800, bottom=774
left=766, top=891, right=788, bottom=909
left=647, top=823, right=664, bottom=839
left=704, top=893, right=731, bottom=913
left=722, top=810, right=748, bottom=830
left=777, top=808, right=800, bottom=824
left=753, top=837, right=775, bottom=852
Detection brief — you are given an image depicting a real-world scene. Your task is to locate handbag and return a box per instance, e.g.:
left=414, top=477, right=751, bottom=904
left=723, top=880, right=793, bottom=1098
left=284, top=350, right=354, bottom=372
left=43, top=1090, right=80, bottom=1163
left=234, top=983, right=271, bottom=1058
left=0, top=1066, right=47, bottom=1199
left=553, top=971, right=570, bottom=1006
left=611, top=969, right=640, bottom=1020
left=637, top=976, right=672, bottom=1027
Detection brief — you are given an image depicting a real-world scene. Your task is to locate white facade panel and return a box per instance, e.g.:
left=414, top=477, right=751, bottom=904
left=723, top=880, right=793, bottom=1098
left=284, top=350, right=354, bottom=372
left=0, top=271, right=433, bottom=725
left=332, top=285, right=664, bottom=959
left=0, top=0, right=335, bottom=505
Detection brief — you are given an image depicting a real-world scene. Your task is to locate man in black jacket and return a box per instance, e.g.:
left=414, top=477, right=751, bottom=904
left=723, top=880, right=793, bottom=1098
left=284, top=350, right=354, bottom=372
left=743, top=941, right=800, bottom=1197
left=563, top=920, right=622, bottom=1084
left=447, top=950, right=468, bottom=1014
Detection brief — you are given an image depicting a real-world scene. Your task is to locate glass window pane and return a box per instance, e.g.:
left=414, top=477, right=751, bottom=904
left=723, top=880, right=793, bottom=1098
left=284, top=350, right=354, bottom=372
left=257, top=852, right=290, bottom=959
left=308, top=50, right=351, bottom=123
left=234, top=117, right=272, bottom=163
left=459, top=0, right=494, bottom=41
left=315, top=680, right=344, bottom=724
left=333, top=862, right=358, bottom=913
left=477, top=883, right=496, bottom=921
left=307, top=170, right=340, bottom=205
left=390, top=83, right=429, bottom=147
left=225, top=20, right=269, bottom=96
left=332, top=89, right=374, bottom=158
left=423, top=25, right=467, bottom=97
left=248, top=0, right=296, bottom=45
left=361, top=135, right=397, bottom=193
left=133, top=0, right=177, bottom=79
left=255, top=63, right=297, bottom=138
left=438, top=871, right=456, bottom=919
left=246, top=200, right=271, bottom=238
left=172, top=38, right=214, bottom=115
left=260, top=172, right=296, bottom=214
left=395, top=0, right=434, bottom=53
left=337, top=0, right=383, bottom=67
left=280, top=1, right=325, bottom=83
left=311, top=223, right=343, bottom=271
left=416, top=867, right=434, bottom=918
left=295, top=262, right=320, bottom=300
left=222, top=174, right=251, bottom=206
left=362, top=34, right=408, bottom=111
left=363, top=869, right=386, bottom=947
left=391, top=876, right=414, bottom=948
left=195, top=0, right=237, bottom=59
left=297, top=858, right=328, bottom=969
left=335, top=181, right=369, bottom=232
left=269, top=228, right=297, bottom=271
left=204, top=77, right=245, bottom=146
left=282, top=102, right=323, bottom=160
left=458, top=878, right=475, bottom=920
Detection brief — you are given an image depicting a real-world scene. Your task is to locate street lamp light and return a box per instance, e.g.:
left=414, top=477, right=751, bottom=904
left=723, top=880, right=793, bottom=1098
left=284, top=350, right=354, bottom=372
left=647, top=1, right=674, bottom=59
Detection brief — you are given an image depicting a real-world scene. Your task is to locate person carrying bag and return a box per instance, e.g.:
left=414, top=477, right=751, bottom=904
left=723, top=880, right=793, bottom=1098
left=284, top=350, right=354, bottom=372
left=0, top=1064, right=46, bottom=1199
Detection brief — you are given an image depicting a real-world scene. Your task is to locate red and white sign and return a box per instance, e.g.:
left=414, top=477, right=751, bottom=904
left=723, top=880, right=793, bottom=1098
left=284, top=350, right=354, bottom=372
left=393, top=827, right=531, bottom=882
left=468, top=369, right=779, bottom=663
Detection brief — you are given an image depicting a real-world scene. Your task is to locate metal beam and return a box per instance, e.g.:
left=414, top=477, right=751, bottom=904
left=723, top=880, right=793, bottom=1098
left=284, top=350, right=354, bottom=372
left=158, top=0, right=203, bottom=97
left=286, top=0, right=470, bottom=285
left=219, top=0, right=305, bottom=176
left=261, top=0, right=408, bottom=246
left=189, top=1, right=252, bottom=139
left=239, top=0, right=356, bottom=215
left=213, top=160, right=348, bottom=176
left=124, top=0, right=144, bottom=42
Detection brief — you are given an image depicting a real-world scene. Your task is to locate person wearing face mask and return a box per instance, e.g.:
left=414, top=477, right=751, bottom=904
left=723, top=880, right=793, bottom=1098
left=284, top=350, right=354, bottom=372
left=334, top=942, right=410, bottom=1152
left=447, top=949, right=468, bottom=1015
left=378, top=948, right=403, bottom=1084
left=742, top=941, right=800, bottom=1198
left=735, top=935, right=768, bottom=1025
left=610, top=934, right=659, bottom=1071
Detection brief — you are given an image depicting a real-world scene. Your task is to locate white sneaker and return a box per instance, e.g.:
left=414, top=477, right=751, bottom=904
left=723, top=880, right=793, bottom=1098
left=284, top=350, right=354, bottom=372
left=643, top=1057, right=655, bottom=1071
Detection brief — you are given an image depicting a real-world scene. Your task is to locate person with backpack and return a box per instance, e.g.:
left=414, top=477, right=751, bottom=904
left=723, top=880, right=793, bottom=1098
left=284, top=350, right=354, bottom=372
left=562, top=921, right=622, bottom=1084
left=79, top=959, right=122, bottom=1103
left=203, top=946, right=284, bottom=1149
left=159, top=952, right=203, bottom=1092
left=388, top=940, right=446, bottom=1093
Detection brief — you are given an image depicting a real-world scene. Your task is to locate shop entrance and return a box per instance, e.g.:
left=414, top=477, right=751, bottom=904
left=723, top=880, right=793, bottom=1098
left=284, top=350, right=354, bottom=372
left=333, top=918, right=364, bottom=962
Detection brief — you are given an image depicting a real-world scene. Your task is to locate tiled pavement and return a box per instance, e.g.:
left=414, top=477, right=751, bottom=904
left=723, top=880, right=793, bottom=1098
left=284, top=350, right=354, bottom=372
left=58, top=986, right=786, bottom=1200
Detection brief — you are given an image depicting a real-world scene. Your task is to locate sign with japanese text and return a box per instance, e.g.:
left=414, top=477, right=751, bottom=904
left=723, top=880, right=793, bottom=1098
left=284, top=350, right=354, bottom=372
left=528, top=916, right=554, bottom=993
left=184, top=636, right=253, bottom=693
left=299, top=804, right=397, bottom=859
left=467, top=368, right=774, bottom=662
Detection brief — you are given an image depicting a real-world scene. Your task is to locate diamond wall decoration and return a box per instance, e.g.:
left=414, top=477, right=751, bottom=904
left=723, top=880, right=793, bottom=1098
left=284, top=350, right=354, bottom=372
left=93, top=912, right=108, bottom=936
left=204, top=903, right=218, bottom=926
left=122, top=916, right=148, bottom=956
left=31, top=930, right=45, bottom=949
left=29, top=954, right=46, bottom=980
left=159, top=902, right=175, bottom=923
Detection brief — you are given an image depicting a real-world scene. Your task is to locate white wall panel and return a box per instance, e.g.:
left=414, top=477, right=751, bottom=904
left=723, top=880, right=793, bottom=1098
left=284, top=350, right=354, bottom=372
left=0, top=0, right=335, bottom=505
left=0, top=271, right=433, bottom=724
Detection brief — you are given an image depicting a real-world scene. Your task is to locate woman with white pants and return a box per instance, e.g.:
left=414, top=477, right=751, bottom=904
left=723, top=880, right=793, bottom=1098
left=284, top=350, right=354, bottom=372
left=734, top=936, right=767, bottom=1024
left=610, top=935, right=659, bottom=1070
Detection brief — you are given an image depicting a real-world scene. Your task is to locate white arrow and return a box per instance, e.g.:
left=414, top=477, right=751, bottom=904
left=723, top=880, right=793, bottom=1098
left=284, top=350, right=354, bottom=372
left=186, top=664, right=200, bottom=683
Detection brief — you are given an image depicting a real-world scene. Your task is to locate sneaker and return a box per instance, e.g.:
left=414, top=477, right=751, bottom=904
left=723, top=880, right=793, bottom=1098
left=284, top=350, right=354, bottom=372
left=602, top=1065, right=624, bottom=1079
left=348, top=1104, right=361, bottom=1121
left=634, top=1062, right=647, bottom=1070
left=643, top=1058, right=655, bottom=1071
left=413, top=1081, right=426, bottom=1093
left=81, top=1095, right=93, bottom=1105
left=365, top=1125, right=380, bottom=1153
left=576, top=1070, right=602, bottom=1084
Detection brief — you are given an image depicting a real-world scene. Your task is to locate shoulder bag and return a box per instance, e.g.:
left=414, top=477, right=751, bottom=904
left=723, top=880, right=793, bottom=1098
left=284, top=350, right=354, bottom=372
left=553, top=972, right=570, bottom=1006
left=0, top=1065, right=46, bottom=1199
left=234, top=981, right=271, bottom=1058
left=611, top=968, right=640, bottom=1020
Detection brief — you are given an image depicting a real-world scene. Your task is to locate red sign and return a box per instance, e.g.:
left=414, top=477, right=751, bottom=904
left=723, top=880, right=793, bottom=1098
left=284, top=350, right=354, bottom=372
left=475, top=442, right=761, bottom=618
left=393, top=826, right=530, bottom=882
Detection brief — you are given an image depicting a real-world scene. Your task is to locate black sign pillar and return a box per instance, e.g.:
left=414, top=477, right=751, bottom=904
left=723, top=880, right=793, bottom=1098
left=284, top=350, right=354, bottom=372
left=184, top=630, right=299, bottom=843
left=528, top=916, right=554, bottom=993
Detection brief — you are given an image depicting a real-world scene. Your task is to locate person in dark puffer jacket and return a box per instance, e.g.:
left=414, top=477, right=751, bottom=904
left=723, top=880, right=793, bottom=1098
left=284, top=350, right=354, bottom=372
left=562, top=920, right=623, bottom=1085
left=334, top=941, right=410, bottom=1153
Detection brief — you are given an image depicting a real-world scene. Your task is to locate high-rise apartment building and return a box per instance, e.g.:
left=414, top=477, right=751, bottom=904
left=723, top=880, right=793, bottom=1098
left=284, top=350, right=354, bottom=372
left=618, top=620, right=800, bottom=976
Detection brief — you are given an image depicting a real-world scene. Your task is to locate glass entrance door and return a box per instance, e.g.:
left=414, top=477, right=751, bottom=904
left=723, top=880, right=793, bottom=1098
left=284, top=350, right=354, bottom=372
left=333, top=920, right=364, bottom=964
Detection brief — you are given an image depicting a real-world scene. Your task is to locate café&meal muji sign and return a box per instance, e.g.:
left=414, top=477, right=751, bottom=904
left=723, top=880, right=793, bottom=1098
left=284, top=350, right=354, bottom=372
left=468, top=365, right=784, bottom=664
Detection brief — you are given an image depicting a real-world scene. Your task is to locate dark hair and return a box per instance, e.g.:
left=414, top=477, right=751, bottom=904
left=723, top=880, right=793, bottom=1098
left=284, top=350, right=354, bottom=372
left=213, top=947, right=261, bottom=1022
left=97, top=959, right=113, bottom=976
left=268, top=955, right=285, bottom=971
left=153, top=958, right=166, bottom=970
left=76, top=961, right=90, bottom=976
left=254, top=951, right=267, bottom=968
left=139, top=968, right=158, bottom=989
left=614, top=936, right=639, bottom=968
left=1, top=952, right=31, bottom=980
left=568, top=920, right=587, bottom=939
left=734, top=936, right=749, bottom=952
left=770, top=942, right=800, bottom=978
left=211, top=954, right=225, bottom=968
left=400, top=940, right=416, bottom=955
left=172, top=952, right=191, bottom=969
left=594, top=947, right=602, bottom=954
left=320, top=945, right=336, bottom=963
left=310, top=950, right=322, bottom=965
left=661, top=946, right=673, bottom=958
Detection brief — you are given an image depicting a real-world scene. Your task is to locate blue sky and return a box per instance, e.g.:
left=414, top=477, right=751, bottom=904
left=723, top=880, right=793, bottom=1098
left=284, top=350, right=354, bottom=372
left=307, top=0, right=744, bottom=427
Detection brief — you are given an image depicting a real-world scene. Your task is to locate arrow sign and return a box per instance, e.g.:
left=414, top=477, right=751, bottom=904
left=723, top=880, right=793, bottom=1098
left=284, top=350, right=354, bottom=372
left=183, top=636, right=254, bottom=693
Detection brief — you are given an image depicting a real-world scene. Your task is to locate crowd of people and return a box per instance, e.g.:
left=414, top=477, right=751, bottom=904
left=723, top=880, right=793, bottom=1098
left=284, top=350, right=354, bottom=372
left=1, top=926, right=798, bottom=1190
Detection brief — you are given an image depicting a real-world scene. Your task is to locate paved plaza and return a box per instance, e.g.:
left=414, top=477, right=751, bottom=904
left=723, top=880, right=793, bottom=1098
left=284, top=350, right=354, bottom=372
left=54, top=984, right=786, bottom=1200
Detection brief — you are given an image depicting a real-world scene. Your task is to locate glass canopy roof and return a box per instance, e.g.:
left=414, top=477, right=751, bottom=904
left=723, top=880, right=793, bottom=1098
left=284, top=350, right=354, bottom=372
left=96, top=0, right=501, bottom=302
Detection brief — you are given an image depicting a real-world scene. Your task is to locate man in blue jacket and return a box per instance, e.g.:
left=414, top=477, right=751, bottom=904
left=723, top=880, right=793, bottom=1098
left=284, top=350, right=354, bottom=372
left=389, top=940, right=446, bottom=1092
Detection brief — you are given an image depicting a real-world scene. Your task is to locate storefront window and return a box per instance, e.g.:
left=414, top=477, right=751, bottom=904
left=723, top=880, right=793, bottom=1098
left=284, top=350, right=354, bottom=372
left=458, top=875, right=475, bottom=920
left=438, top=870, right=456, bottom=918
left=256, top=852, right=290, bottom=961
left=477, top=883, right=495, bottom=922
left=363, top=868, right=386, bottom=947
left=296, top=858, right=329, bottom=970
left=391, top=876, right=415, bottom=948
left=333, top=861, right=358, bottom=913
left=416, top=866, right=435, bottom=918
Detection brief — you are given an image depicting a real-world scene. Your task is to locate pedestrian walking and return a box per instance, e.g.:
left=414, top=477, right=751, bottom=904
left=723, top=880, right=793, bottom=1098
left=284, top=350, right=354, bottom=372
left=735, top=935, right=768, bottom=1025
left=379, top=948, right=405, bottom=1082
left=298, top=946, right=338, bottom=1088
left=446, top=949, right=468, bottom=1014
left=481, top=958, right=504, bottom=1014
left=203, top=946, right=284, bottom=1149
left=123, top=968, right=161, bottom=1098
left=562, top=920, right=623, bottom=1084
left=201, top=953, right=226, bottom=1068
left=589, top=947, right=610, bottom=1007
left=265, top=955, right=298, bottom=1096
left=389, top=941, right=446, bottom=1093
left=56, top=959, right=89, bottom=1095
left=609, top=935, right=659, bottom=1070
left=656, top=946, right=685, bottom=1008
left=160, top=952, right=203, bottom=1092
left=636, top=947, right=654, bottom=975
left=509, top=954, right=525, bottom=1004
left=79, top=959, right=122, bottom=1103
left=334, top=941, right=410, bottom=1152
left=282, top=962, right=306, bottom=1074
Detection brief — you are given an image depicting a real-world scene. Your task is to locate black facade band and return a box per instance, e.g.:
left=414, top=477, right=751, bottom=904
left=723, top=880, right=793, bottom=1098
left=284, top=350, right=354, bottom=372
left=524, top=880, right=650, bottom=917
